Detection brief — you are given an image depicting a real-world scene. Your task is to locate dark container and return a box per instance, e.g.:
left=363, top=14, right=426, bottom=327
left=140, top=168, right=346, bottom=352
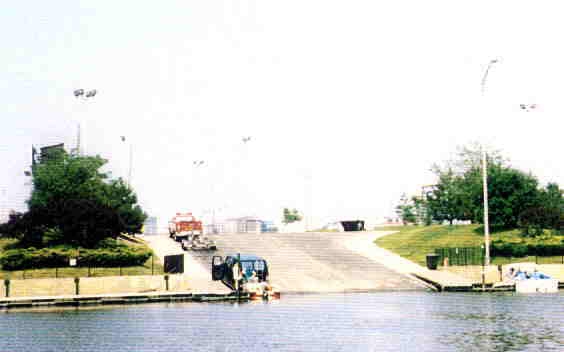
left=426, top=254, right=439, bottom=270
left=340, top=220, right=365, bottom=232
left=164, top=254, right=184, bottom=274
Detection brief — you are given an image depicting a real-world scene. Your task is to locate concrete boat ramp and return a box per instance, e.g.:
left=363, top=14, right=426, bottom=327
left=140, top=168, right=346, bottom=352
left=7, top=231, right=537, bottom=310
left=147, top=232, right=431, bottom=293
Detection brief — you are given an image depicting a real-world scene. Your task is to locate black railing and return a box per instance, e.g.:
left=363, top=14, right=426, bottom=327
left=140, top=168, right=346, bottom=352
left=435, top=247, right=484, bottom=266
left=0, top=255, right=163, bottom=280
left=435, top=247, right=564, bottom=266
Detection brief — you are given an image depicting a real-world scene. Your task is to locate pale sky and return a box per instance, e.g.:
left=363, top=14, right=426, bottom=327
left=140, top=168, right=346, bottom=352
left=1, top=1, right=563, bottom=227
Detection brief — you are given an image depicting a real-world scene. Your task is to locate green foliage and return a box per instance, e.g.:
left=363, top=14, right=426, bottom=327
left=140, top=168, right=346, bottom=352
left=395, top=194, right=417, bottom=225
left=491, top=241, right=529, bottom=257
left=374, top=224, right=564, bottom=265
left=427, top=143, right=561, bottom=231
left=412, top=196, right=432, bottom=226
left=471, top=163, right=540, bottom=229
left=518, top=207, right=546, bottom=237
left=18, top=152, right=147, bottom=247
left=425, top=170, right=469, bottom=224
left=491, top=240, right=564, bottom=257
left=0, top=212, right=26, bottom=239
left=282, top=208, right=302, bottom=225
left=396, top=204, right=416, bottom=225
left=0, top=242, right=153, bottom=270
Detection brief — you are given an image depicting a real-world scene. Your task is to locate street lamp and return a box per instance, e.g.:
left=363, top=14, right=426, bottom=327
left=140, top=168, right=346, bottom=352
left=73, top=88, right=98, bottom=155
left=193, top=159, right=217, bottom=233
left=120, top=136, right=133, bottom=186
left=480, top=59, right=499, bottom=266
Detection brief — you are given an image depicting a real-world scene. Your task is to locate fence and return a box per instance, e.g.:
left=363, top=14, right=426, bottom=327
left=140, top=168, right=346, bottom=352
left=435, top=247, right=484, bottom=266
left=435, top=247, right=564, bottom=266
left=0, top=255, right=163, bottom=280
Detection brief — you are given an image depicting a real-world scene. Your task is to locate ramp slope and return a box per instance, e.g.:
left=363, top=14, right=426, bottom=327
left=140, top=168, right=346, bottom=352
left=186, top=232, right=427, bottom=293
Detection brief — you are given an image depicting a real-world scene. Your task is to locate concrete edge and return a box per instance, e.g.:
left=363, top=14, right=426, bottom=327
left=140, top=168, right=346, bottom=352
left=0, top=291, right=249, bottom=310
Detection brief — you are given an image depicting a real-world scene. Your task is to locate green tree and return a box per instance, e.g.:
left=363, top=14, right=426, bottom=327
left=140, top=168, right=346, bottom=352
left=395, top=194, right=417, bottom=225
left=282, top=208, right=302, bottom=225
left=465, top=163, right=540, bottom=229
left=541, top=183, right=563, bottom=232
left=429, top=143, right=544, bottom=230
left=24, top=151, right=146, bottom=247
left=426, top=169, right=469, bottom=225
left=519, top=182, right=563, bottom=235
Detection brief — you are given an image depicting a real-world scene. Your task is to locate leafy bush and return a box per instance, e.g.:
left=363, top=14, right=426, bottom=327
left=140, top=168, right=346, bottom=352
left=78, top=247, right=151, bottom=267
left=531, top=242, right=564, bottom=256
left=491, top=240, right=564, bottom=257
left=0, top=212, right=26, bottom=239
left=0, top=245, right=153, bottom=270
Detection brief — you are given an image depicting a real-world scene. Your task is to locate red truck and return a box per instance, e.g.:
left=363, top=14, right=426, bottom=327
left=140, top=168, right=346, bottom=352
left=168, top=212, right=203, bottom=242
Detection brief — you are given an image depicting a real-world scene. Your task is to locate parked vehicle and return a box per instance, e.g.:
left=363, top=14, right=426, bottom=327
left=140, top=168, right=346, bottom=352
left=181, top=234, right=217, bottom=251
left=212, top=254, right=279, bottom=299
left=168, top=213, right=203, bottom=242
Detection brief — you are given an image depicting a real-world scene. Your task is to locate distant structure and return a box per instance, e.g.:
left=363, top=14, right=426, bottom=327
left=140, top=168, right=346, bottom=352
left=205, top=216, right=265, bottom=234
left=322, top=220, right=365, bottom=232
left=142, top=216, right=158, bottom=235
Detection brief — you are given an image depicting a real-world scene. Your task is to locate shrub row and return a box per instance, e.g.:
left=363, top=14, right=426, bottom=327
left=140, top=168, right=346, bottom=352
left=0, top=245, right=152, bottom=271
left=491, top=240, right=564, bottom=257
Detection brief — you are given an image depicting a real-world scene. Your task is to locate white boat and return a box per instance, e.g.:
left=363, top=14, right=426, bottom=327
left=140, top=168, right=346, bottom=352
left=515, top=278, right=559, bottom=293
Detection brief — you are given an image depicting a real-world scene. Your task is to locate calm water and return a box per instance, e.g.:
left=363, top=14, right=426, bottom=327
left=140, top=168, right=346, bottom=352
left=1, top=292, right=563, bottom=352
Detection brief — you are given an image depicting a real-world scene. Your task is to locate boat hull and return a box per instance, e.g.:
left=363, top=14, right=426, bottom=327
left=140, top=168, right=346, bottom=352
left=516, top=279, right=558, bottom=293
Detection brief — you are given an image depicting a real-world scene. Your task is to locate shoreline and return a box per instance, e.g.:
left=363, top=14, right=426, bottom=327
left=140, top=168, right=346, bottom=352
left=0, top=291, right=249, bottom=310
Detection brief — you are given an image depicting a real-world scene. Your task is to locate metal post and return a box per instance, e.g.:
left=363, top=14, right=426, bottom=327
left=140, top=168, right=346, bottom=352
left=74, top=277, right=80, bottom=295
left=237, top=253, right=241, bottom=299
left=481, top=245, right=486, bottom=292
left=151, top=255, right=154, bottom=275
left=480, top=59, right=498, bottom=266
left=4, top=279, right=9, bottom=297
left=164, top=275, right=169, bottom=291
left=482, top=150, right=490, bottom=266
left=128, top=143, right=133, bottom=186
left=55, top=267, right=58, bottom=278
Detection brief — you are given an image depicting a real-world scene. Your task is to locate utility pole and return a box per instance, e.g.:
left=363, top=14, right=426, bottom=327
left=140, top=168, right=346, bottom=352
left=480, top=59, right=498, bottom=266
left=120, top=136, right=133, bottom=187
left=73, top=88, right=97, bottom=155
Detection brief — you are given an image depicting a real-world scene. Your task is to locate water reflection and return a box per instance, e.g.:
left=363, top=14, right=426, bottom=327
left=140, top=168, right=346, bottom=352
left=435, top=293, right=563, bottom=351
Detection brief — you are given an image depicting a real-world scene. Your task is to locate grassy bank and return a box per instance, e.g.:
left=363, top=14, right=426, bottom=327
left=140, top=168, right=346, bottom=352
left=374, top=225, right=563, bottom=266
left=0, top=237, right=163, bottom=280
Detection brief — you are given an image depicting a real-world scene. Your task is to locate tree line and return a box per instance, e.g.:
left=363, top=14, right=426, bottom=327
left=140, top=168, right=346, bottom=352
left=398, top=143, right=563, bottom=235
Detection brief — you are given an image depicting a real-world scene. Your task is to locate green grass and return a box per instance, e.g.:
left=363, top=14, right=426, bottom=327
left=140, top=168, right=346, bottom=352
left=0, top=237, right=164, bottom=280
left=374, top=225, right=564, bottom=266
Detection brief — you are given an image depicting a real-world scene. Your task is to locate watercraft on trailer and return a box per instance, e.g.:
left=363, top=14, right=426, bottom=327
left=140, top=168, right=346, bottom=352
left=211, top=254, right=280, bottom=300
left=496, top=264, right=559, bottom=293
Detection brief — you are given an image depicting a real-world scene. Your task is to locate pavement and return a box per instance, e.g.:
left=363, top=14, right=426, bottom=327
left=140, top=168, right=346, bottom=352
left=141, top=235, right=229, bottom=293
left=343, top=232, right=475, bottom=289
left=143, top=231, right=429, bottom=293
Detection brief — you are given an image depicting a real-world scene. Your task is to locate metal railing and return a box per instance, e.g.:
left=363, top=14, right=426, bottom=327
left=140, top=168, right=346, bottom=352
left=0, top=255, right=163, bottom=280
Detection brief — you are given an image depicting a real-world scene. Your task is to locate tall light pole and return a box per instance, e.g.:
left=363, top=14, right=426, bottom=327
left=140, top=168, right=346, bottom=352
left=120, top=136, right=133, bottom=186
left=480, top=59, right=498, bottom=266
left=73, top=89, right=97, bottom=155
